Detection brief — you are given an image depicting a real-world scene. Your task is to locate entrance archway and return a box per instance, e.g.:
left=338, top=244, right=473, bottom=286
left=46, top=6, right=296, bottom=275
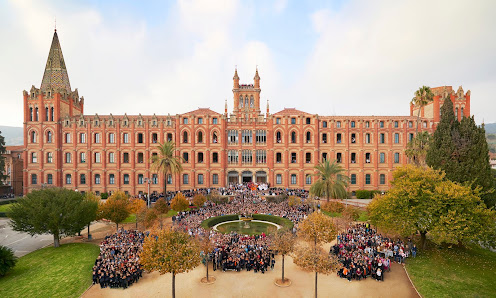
left=255, top=171, right=267, bottom=183
left=241, top=171, right=253, bottom=183
left=228, top=171, right=239, bottom=184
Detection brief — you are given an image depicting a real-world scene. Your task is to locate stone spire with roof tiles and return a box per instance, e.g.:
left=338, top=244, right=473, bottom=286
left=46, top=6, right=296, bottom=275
left=40, top=29, right=72, bottom=94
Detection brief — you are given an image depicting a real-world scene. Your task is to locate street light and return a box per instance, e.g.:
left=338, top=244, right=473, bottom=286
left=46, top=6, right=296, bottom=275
left=144, top=177, right=152, bottom=208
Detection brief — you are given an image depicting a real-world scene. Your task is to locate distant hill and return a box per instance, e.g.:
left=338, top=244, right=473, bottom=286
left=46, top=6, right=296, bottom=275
left=484, top=123, right=496, bottom=134
left=0, top=126, right=23, bottom=146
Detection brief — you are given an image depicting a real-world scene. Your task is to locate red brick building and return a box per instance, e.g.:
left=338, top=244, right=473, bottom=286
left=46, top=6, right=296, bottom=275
left=22, top=31, right=472, bottom=195
left=1, top=146, right=23, bottom=196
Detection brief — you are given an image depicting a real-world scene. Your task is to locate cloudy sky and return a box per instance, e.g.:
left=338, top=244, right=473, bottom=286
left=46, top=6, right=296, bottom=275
left=1, top=0, right=495, bottom=127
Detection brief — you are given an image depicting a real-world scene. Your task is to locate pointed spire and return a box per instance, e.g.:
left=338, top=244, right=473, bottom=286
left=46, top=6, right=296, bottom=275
left=233, top=66, right=239, bottom=80
left=40, top=30, right=71, bottom=94
left=254, top=66, right=260, bottom=80
left=225, top=99, right=228, bottom=114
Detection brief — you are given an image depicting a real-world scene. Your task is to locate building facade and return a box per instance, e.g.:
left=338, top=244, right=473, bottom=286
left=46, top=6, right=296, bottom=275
left=22, top=31, right=472, bottom=195
left=1, top=146, right=23, bottom=196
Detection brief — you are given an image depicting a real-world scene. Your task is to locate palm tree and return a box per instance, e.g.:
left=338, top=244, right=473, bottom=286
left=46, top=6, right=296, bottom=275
left=150, top=142, right=183, bottom=197
left=411, top=86, right=434, bottom=134
left=310, top=160, right=349, bottom=202
left=405, top=131, right=431, bottom=167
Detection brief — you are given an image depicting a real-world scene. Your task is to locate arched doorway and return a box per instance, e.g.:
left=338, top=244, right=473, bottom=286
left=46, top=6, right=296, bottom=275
left=227, top=171, right=239, bottom=184
left=255, top=171, right=267, bottom=183
left=241, top=171, right=253, bottom=183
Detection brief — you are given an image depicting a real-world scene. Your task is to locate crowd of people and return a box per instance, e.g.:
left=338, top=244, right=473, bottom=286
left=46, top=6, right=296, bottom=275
left=92, top=229, right=145, bottom=289
left=331, top=224, right=414, bottom=282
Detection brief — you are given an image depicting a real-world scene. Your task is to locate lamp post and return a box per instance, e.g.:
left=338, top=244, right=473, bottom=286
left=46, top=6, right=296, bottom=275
left=144, top=178, right=152, bottom=208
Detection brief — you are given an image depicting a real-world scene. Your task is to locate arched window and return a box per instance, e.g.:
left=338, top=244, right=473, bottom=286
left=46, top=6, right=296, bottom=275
left=212, top=132, right=218, bottom=143
left=46, top=131, right=52, bottom=143
left=306, top=174, right=312, bottom=185
left=351, top=153, right=356, bottom=163
left=276, top=152, right=282, bottom=163
left=29, top=107, right=33, bottom=121
left=245, top=96, right=249, bottom=107
left=183, top=131, right=188, bottom=143
left=461, top=107, right=464, bottom=117
left=291, top=131, right=296, bottom=143
left=250, top=96, right=254, bottom=108
left=239, top=95, right=243, bottom=108
left=51, top=107, right=54, bottom=121
left=276, top=131, right=282, bottom=143
left=306, top=131, right=311, bottom=143
left=45, top=107, right=49, bottom=121
left=35, top=107, right=39, bottom=121
left=31, top=131, right=37, bottom=143
left=198, top=131, right=203, bottom=143
left=198, top=152, right=204, bottom=163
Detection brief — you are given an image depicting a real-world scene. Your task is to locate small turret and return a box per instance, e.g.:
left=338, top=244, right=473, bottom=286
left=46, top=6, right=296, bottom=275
left=225, top=99, right=228, bottom=114
left=254, top=67, right=260, bottom=89
left=266, top=99, right=269, bottom=115
left=233, top=68, right=239, bottom=89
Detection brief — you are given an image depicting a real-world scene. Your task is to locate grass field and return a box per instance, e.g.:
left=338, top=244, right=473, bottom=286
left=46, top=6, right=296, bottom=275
left=0, top=243, right=100, bottom=298
left=0, top=203, right=12, bottom=213
left=322, top=210, right=369, bottom=222
left=406, top=245, right=496, bottom=298
left=216, top=221, right=277, bottom=235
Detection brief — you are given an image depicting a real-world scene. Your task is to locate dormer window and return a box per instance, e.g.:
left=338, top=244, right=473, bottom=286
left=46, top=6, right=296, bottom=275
left=291, top=118, right=296, bottom=124
left=198, top=118, right=203, bottom=124
left=95, top=120, right=98, bottom=126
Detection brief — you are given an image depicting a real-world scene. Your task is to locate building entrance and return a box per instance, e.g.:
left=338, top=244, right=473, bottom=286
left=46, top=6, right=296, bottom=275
left=228, top=171, right=239, bottom=184
left=255, top=171, right=267, bottom=183
left=242, top=171, right=253, bottom=183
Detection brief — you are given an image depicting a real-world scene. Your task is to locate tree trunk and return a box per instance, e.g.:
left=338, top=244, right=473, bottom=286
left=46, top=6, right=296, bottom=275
left=315, top=271, right=318, bottom=298
left=88, top=223, right=90, bottom=239
left=136, top=219, right=138, bottom=229
left=164, top=172, right=168, bottom=199
left=116, top=222, right=119, bottom=232
left=172, top=272, right=176, bottom=298
left=54, top=233, right=60, bottom=248
left=282, top=254, right=285, bottom=282
left=206, top=255, right=209, bottom=281
left=420, top=231, right=427, bottom=250
left=416, top=105, right=421, bottom=134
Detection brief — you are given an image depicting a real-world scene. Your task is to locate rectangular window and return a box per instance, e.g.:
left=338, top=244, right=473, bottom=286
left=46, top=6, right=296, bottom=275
left=276, top=118, right=281, bottom=124
left=198, top=152, right=204, bottom=163
left=255, top=130, right=266, bottom=144
left=228, top=150, right=238, bottom=164
left=66, top=174, right=72, bottom=185
left=276, top=152, right=282, bottom=163
left=380, top=153, right=385, bottom=163
left=336, top=152, right=342, bottom=163
left=351, top=174, right=356, bottom=185
left=109, top=174, right=115, bottom=184
left=394, top=152, right=400, bottom=163
left=394, top=121, right=399, bottom=128
left=256, top=150, right=266, bottom=164
left=351, top=121, right=355, bottom=128
left=276, top=174, right=282, bottom=184
left=291, top=174, right=297, bottom=185
left=137, top=153, right=144, bottom=163
left=153, top=174, right=159, bottom=184
left=212, top=174, right=219, bottom=184
left=46, top=174, right=53, bottom=184
left=323, top=121, right=327, bottom=128
left=94, top=133, right=100, bottom=143
left=123, top=174, right=129, bottom=184
left=137, top=133, right=144, bottom=144
left=242, top=150, right=252, bottom=164
left=65, top=133, right=71, bottom=143
left=138, top=174, right=143, bottom=184
left=31, top=174, right=37, bottom=185
left=166, top=174, right=172, bottom=184
left=183, top=118, right=188, bottom=124
left=380, top=133, right=385, bottom=144
left=380, top=121, right=384, bottom=128
left=291, top=152, right=297, bottom=163
left=109, top=152, right=115, bottom=163
left=80, top=152, right=86, bottom=163
left=94, top=152, right=101, bottom=163
left=322, top=152, right=328, bottom=162
left=365, top=153, right=371, bottom=163
left=123, top=133, right=129, bottom=143
left=80, top=133, right=86, bottom=143
left=228, top=130, right=238, bottom=144
left=212, top=118, right=218, bottom=124
left=394, top=133, right=400, bottom=144
left=322, top=133, right=327, bottom=143
left=409, top=133, right=414, bottom=142
left=212, top=152, right=219, bottom=163
left=47, top=152, right=53, bottom=163
left=183, top=174, right=189, bottom=184
left=123, top=153, right=129, bottom=163
left=182, top=152, right=189, bottom=163
left=80, top=174, right=86, bottom=185
left=306, top=175, right=312, bottom=185
left=242, top=130, right=252, bottom=144
left=65, top=152, right=71, bottom=163
left=198, top=118, right=203, bottom=124
left=336, top=121, right=341, bottom=128
left=365, top=134, right=371, bottom=144
left=380, top=174, right=386, bottom=185
left=365, top=121, right=370, bottom=128
left=31, top=152, right=37, bottom=163
left=95, top=174, right=101, bottom=184
left=365, top=174, right=371, bottom=185
left=291, top=118, right=296, bottom=124
left=198, top=174, right=204, bottom=185
left=336, top=133, right=342, bottom=143
left=109, top=133, right=115, bottom=143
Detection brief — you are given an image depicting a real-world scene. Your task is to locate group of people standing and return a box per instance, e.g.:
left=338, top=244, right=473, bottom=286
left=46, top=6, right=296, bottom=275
left=92, top=229, right=145, bottom=289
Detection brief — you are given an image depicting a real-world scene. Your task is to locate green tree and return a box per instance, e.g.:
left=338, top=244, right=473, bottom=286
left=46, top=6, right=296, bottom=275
left=141, top=229, right=201, bottom=298
left=427, top=97, right=495, bottom=207
left=81, top=192, right=99, bottom=238
left=411, top=86, right=434, bottom=134
left=310, top=160, right=349, bottom=202
left=98, top=191, right=130, bottom=231
left=0, top=131, right=7, bottom=185
left=294, top=212, right=339, bottom=298
left=0, top=245, right=17, bottom=276
left=368, top=165, right=496, bottom=249
left=9, top=188, right=89, bottom=247
left=130, top=198, right=147, bottom=229
left=271, top=229, right=296, bottom=285
left=150, top=142, right=183, bottom=196
left=406, top=131, right=432, bottom=167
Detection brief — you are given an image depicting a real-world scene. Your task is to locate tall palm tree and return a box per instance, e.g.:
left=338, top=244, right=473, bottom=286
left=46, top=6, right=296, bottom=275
left=310, top=160, right=349, bottom=202
left=150, top=142, right=183, bottom=196
left=405, top=131, right=431, bottom=167
left=411, top=86, right=434, bottom=134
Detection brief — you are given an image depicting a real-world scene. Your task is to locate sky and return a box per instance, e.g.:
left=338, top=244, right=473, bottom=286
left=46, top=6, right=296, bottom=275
left=0, top=0, right=495, bottom=127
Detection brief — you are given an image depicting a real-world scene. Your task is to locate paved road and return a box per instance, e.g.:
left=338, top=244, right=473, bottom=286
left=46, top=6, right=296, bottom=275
left=0, top=218, right=53, bottom=257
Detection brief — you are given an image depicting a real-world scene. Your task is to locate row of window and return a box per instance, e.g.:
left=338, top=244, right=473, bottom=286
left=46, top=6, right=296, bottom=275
left=182, top=117, right=219, bottom=125
left=320, top=120, right=422, bottom=129
left=28, top=106, right=55, bottom=122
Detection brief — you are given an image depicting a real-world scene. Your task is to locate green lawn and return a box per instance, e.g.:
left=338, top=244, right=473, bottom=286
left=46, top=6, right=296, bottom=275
left=406, top=245, right=496, bottom=298
left=122, top=213, right=137, bottom=223
left=165, top=209, right=178, bottom=217
left=0, top=243, right=100, bottom=298
left=322, top=210, right=369, bottom=222
left=0, top=204, right=12, bottom=213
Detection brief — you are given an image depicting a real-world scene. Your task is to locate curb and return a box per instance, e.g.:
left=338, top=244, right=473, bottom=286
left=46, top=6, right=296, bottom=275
left=79, top=284, right=94, bottom=298
left=274, top=279, right=292, bottom=287
left=403, top=264, right=422, bottom=298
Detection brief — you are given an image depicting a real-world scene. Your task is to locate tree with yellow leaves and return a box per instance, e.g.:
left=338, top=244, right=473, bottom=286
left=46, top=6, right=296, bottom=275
left=197, top=232, right=215, bottom=283
left=129, top=198, right=147, bottom=229
left=192, top=194, right=206, bottom=208
left=171, top=192, right=190, bottom=212
left=98, top=191, right=130, bottom=231
left=271, top=229, right=296, bottom=285
left=293, top=212, right=338, bottom=298
left=141, top=229, right=201, bottom=298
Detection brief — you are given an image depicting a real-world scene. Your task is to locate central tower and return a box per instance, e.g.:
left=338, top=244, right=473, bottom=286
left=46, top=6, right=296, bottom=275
left=232, top=68, right=261, bottom=119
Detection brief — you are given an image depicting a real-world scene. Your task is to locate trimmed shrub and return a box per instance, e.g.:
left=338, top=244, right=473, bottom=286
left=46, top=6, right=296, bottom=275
left=321, top=201, right=345, bottom=213
left=355, top=190, right=371, bottom=199
left=266, top=194, right=288, bottom=203
left=252, top=214, right=294, bottom=230
left=0, top=245, right=17, bottom=276
left=100, top=192, right=109, bottom=200
left=342, top=206, right=361, bottom=221
left=201, top=215, right=240, bottom=229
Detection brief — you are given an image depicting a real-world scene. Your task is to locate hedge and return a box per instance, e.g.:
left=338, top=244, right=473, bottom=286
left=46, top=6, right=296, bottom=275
left=201, top=215, right=240, bottom=229
left=200, top=214, right=294, bottom=230
left=0, top=199, right=16, bottom=206
left=355, top=190, right=382, bottom=199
